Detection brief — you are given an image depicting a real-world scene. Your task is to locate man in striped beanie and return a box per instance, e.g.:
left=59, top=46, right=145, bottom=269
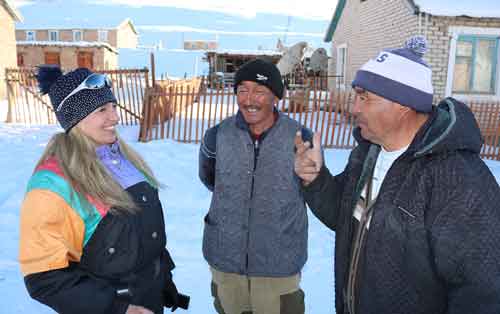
left=352, top=35, right=433, bottom=113
left=344, top=35, right=434, bottom=146
left=294, top=35, right=500, bottom=314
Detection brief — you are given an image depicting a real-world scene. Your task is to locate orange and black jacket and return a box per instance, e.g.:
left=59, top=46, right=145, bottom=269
left=19, top=158, right=176, bottom=314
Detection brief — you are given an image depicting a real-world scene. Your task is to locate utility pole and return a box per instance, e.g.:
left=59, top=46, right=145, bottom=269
left=284, top=15, right=291, bottom=44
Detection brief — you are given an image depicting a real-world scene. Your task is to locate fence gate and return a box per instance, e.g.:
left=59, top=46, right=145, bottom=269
left=5, top=68, right=55, bottom=124
left=5, top=67, right=149, bottom=126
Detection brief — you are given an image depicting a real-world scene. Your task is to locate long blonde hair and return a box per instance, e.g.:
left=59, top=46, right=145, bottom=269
left=35, top=127, right=160, bottom=214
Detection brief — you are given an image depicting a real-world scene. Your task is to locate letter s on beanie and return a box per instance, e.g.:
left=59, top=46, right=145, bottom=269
left=352, top=35, right=433, bottom=112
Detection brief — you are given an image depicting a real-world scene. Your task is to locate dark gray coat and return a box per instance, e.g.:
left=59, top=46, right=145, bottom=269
left=303, top=98, right=500, bottom=314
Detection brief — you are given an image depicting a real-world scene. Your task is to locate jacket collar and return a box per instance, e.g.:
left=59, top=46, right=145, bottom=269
left=235, top=107, right=280, bottom=140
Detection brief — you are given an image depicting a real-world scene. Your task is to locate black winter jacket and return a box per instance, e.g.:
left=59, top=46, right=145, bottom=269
left=24, top=182, right=177, bottom=314
left=303, top=98, right=500, bottom=314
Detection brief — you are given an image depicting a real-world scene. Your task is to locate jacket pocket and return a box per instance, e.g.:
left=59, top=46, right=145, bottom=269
left=202, top=213, right=221, bottom=264
left=80, top=213, right=140, bottom=279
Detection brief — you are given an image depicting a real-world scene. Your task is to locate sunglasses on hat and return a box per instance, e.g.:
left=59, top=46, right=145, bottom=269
left=56, top=73, right=113, bottom=112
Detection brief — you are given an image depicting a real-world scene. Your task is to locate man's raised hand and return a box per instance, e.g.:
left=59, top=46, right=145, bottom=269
left=294, top=131, right=322, bottom=186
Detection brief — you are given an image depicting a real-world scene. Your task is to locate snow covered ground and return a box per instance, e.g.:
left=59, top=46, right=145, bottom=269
left=0, top=123, right=498, bottom=314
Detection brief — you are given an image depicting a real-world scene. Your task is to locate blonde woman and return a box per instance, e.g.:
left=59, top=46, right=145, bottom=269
left=19, top=66, right=187, bottom=314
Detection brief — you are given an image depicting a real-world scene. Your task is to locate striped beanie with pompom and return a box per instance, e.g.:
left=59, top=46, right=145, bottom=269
left=352, top=35, right=433, bottom=112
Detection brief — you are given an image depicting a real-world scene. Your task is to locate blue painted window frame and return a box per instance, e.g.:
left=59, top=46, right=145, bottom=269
left=453, top=35, right=498, bottom=94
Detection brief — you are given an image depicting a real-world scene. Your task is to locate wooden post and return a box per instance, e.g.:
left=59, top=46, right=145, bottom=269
left=188, top=84, right=195, bottom=143
left=323, top=89, right=335, bottom=147
left=150, top=52, right=156, bottom=87
left=329, top=89, right=340, bottom=147
left=139, top=88, right=151, bottom=142
left=183, top=85, right=190, bottom=142
left=5, top=69, right=14, bottom=123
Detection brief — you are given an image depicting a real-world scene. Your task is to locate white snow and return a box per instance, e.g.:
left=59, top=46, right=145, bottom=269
left=0, top=122, right=498, bottom=314
left=0, top=100, right=9, bottom=123
left=17, top=41, right=118, bottom=53
left=0, top=123, right=339, bottom=314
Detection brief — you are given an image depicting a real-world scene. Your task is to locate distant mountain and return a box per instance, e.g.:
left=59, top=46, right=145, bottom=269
left=15, top=0, right=330, bottom=77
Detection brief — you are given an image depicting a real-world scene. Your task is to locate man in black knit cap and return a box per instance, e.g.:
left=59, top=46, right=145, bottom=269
left=199, top=58, right=312, bottom=314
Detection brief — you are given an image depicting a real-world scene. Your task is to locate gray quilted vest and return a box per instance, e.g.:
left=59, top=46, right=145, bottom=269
left=202, top=113, right=308, bottom=276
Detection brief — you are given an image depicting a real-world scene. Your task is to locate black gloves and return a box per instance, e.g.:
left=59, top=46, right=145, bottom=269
left=163, top=271, right=179, bottom=312
left=163, top=271, right=190, bottom=312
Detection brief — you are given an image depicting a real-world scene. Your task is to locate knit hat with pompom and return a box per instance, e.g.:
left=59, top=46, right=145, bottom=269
left=36, top=66, right=117, bottom=132
left=352, top=35, right=433, bottom=112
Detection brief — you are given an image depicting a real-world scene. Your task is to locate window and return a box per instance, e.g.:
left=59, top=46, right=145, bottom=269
left=26, top=30, right=36, bottom=41
left=73, top=30, right=83, bottom=42
left=452, top=36, right=498, bottom=94
left=98, top=30, right=108, bottom=42
left=336, top=44, right=347, bottom=87
left=48, top=30, right=59, bottom=41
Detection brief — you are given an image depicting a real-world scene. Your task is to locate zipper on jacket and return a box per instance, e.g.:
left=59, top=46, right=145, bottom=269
left=246, top=138, right=260, bottom=271
left=250, top=139, right=259, bottom=197
left=245, top=139, right=259, bottom=270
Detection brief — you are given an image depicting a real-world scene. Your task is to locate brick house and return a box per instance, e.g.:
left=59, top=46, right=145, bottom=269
left=324, top=0, right=500, bottom=101
left=16, top=18, right=138, bottom=70
left=0, top=0, right=22, bottom=100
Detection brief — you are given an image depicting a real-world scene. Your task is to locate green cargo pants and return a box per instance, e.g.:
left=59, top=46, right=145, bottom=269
left=210, top=267, right=305, bottom=314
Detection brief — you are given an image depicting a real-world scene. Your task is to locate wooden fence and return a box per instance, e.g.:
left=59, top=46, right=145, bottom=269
left=4, top=66, right=500, bottom=160
left=469, top=101, right=500, bottom=160
left=139, top=78, right=357, bottom=149
left=5, top=67, right=149, bottom=126
left=139, top=80, right=500, bottom=160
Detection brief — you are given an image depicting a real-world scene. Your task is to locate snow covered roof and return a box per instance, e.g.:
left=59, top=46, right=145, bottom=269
left=16, top=18, right=135, bottom=32
left=411, top=0, right=500, bottom=18
left=17, top=40, right=118, bottom=53
left=2, top=0, right=23, bottom=22
left=207, top=49, right=282, bottom=56
left=116, top=18, right=138, bottom=35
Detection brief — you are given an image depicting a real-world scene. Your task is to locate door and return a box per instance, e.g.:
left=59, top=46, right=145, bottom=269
left=77, top=51, right=94, bottom=69
left=44, top=52, right=60, bottom=66
left=17, top=53, right=24, bottom=67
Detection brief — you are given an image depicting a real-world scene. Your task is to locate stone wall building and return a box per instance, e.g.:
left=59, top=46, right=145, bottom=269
left=16, top=18, right=138, bottom=70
